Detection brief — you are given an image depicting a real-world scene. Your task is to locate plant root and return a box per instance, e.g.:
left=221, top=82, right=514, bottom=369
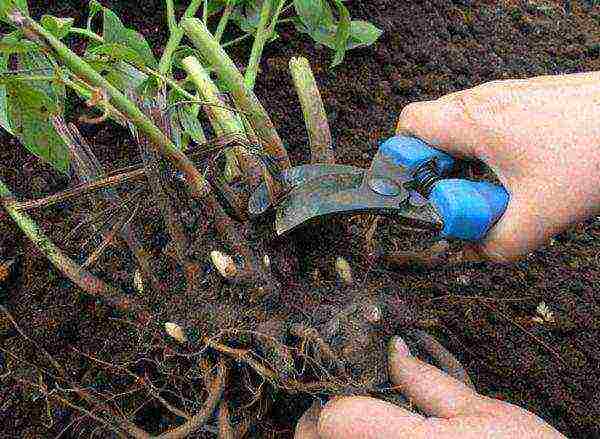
left=157, top=358, right=227, bottom=439
left=52, top=117, right=163, bottom=294
left=218, top=400, right=235, bottom=439
left=290, top=323, right=348, bottom=379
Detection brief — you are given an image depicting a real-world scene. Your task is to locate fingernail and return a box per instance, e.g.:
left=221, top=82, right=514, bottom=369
left=389, top=336, right=411, bottom=358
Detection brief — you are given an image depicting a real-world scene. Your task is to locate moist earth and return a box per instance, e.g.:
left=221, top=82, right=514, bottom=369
left=1, top=0, right=600, bottom=437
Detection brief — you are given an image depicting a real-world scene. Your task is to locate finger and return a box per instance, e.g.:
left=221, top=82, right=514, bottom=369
left=319, top=402, right=564, bottom=439
left=396, top=95, right=485, bottom=161
left=317, top=396, right=426, bottom=439
left=295, top=401, right=322, bottom=439
left=388, top=336, right=503, bottom=418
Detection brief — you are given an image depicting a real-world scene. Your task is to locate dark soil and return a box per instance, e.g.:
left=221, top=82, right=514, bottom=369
left=1, top=0, right=600, bottom=438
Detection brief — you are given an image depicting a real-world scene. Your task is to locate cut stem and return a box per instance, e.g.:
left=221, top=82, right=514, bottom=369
left=181, top=56, right=243, bottom=136
left=289, top=57, right=334, bottom=164
left=181, top=17, right=290, bottom=170
left=244, top=0, right=272, bottom=90
left=182, top=55, right=243, bottom=181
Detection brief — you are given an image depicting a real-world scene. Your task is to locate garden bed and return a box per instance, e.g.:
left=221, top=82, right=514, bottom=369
left=1, top=0, right=600, bottom=437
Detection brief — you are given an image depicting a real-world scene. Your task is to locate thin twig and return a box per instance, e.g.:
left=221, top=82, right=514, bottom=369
left=10, top=133, right=242, bottom=213
left=62, top=187, right=145, bottom=244
left=81, top=203, right=140, bottom=270
left=52, top=118, right=163, bottom=293
left=1, top=308, right=149, bottom=438
left=0, top=179, right=144, bottom=315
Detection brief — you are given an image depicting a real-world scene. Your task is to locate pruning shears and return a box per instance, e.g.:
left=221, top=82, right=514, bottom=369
left=248, top=135, right=510, bottom=243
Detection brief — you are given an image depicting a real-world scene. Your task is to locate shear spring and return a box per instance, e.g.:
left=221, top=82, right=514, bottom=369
left=412, top=158, right=442, bottom=198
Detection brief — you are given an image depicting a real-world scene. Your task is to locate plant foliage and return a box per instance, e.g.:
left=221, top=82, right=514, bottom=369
left=0, top=0, right=382, bottom=172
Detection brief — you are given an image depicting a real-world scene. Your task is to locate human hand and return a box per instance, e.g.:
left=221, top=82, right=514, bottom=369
left=295, top=336, right=565, bottom=439
left=396, top=71, right=600, bottom=262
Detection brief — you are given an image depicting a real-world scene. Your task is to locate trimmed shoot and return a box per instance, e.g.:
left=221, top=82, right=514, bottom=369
left=289, top=57, right=335, bottom=165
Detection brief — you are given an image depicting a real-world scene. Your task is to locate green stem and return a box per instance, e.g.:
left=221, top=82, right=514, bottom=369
left=267, top=0, right=288, bottom=37
left=214, top=0, right=233, bottom=43
left=289, top=57, right=334, bottom=164
left=140, top=65, right=196, bottom=101
left=182, top=55, right=242, bottom=181
left=0, top=178, right=140, bottom=314
left=21, top=16, right=210, bottom=199
left=221, top=33, right=251, bottom=48
left=182, top=17, right=289, bottom=169
left=68, top=27, right=104, bottom=43
left=165, top=0, right=177, bottom=32
left=244, top=0, right=272, bottom=90
left=0, top=75, right=56, bottom=82
left=203, top=0, right=208, bottom=25
left=158, top=0, right=203, bottom=76
left=182, top=56, right=242, bottom=135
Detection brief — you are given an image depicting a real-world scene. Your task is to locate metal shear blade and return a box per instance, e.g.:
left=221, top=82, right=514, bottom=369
left=247, top=164, right=364, bottom=217
left=273, top=171, right=444, bottom=236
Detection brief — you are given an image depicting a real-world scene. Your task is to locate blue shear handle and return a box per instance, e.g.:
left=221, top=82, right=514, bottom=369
left=379, top=135, right=456, bottom=175
left=431, top=180, right=509, bottom=241
left=379, top=135, right=509, bottom=242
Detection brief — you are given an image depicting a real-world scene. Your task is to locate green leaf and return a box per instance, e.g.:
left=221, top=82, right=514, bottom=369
left=231, top=0, right=261, bottom=34
left=330, top=0, right=350, bottom=67
left=17, top=51, right=65, bottom=109
left=0, top=30, right=39, bottom=54
left=107, top=62, right=148, bottom=93
left=0, top=0, right=29, bottom=24
left=86, top=42, right=147, bottom=67
left=293, top=0, right=335, bottom=31
left=102, top=7, right=158, bottom=68
left=40, top=15, right=74, bottom=40
left=6, top=81, right=69, bottom=174
left=0, top=54, right=12, bottom=134
left=348, top=20, right=382, bottom=49
left=84, top=53, right=149, bottom=97
left=6, top=51, right=69, bottom=173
